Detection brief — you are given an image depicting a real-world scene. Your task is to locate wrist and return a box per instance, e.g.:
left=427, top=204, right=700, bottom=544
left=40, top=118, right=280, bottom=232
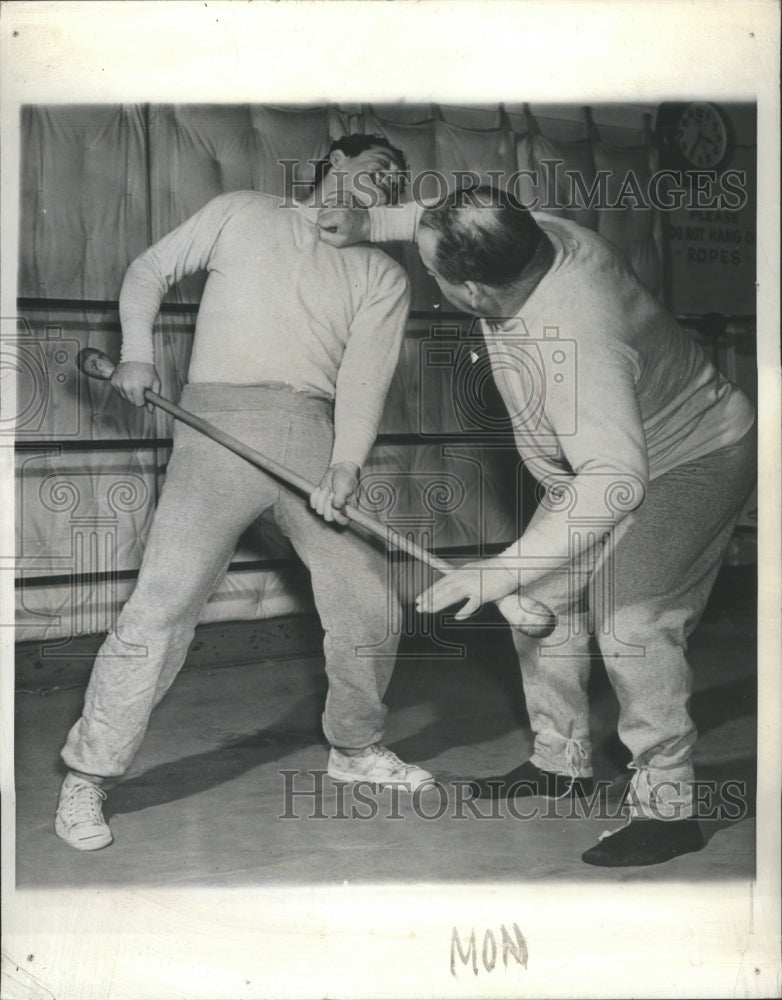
left=492, top=558, right=519, bottom=580
left=120, top=347, right=155, bottom=366
left=329, top=452, right=363, bottom=474
left=487, top=555, right=522, bottom=587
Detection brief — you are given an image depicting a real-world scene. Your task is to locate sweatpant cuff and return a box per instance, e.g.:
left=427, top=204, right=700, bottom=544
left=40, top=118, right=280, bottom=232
left=625, top=763, right=696, bottom=819
left=531, top=739, right=593, bottom=778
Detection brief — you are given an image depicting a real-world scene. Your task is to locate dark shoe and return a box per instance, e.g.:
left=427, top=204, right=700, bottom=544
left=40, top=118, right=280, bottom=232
left=469, top=760, right=595, bottom=801
left=582, top=818, right=705, bottom=868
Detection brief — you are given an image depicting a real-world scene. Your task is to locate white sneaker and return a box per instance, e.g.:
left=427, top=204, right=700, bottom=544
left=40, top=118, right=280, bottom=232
left=55, top=772, right=113, bottom=851
left=328, top=745, right=435, bottom=791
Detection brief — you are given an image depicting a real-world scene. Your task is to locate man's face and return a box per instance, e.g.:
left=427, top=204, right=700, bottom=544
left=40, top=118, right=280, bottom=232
left=417, top=226, right=480, bottom=314
left=326, top=145, right=405, bottom=208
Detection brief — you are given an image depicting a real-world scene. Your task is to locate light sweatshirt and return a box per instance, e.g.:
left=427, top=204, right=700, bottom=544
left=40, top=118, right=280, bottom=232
left=369, top=203, right=755, bottom=585
left=119, top=191, right=410, bottom=470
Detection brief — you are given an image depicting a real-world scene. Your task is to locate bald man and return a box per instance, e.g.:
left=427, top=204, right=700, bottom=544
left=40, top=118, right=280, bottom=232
left=318, top=187, right=755, bottom=868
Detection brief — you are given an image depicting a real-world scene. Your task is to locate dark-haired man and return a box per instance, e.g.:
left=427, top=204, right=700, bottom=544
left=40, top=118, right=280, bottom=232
left=55, top=134, right=434, bottom=852
left=318, top=188, right=756, bottom=867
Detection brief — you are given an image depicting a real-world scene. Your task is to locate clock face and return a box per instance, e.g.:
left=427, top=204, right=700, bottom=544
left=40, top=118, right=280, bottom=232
left=675, top=102, right=730, bottom=168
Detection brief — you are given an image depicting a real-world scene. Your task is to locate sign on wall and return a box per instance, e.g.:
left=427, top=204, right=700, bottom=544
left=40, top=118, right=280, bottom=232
left=666, top=148, right=757, bottom=317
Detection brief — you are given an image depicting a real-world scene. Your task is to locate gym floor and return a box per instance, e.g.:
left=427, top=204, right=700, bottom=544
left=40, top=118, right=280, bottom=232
left=14, top=569, right=756, bottom=887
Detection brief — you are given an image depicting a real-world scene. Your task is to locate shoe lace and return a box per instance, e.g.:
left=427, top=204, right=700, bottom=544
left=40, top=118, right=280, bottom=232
left=369, top=745, right=403, bottom=766
left=564, top=739, right=589, bottom=778
left=544, top=740, right=591, bottom=800
left=68, top=781, right=107, bottom=823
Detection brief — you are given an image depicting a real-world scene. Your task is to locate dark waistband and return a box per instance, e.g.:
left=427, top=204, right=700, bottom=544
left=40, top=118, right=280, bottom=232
left=180, top=381, right=334, bottom=416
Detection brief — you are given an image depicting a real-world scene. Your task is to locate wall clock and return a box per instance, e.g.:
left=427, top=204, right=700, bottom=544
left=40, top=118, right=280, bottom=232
left=655, top=102, right=733, bottom=171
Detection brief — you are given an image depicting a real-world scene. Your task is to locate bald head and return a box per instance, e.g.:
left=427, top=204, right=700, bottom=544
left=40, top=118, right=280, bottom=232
left=419, top=185, right=544, bottom=289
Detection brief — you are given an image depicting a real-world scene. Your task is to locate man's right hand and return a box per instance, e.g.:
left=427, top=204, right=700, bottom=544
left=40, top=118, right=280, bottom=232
left=316, top=207, right=371, bottom=247
left=110, top=362, right=161, bottom=413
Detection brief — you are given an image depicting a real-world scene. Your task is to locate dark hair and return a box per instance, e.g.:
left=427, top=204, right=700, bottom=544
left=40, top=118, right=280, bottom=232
left=312, top=133, right=408, bottom=195
left=419, top=185, right=543, bottom=287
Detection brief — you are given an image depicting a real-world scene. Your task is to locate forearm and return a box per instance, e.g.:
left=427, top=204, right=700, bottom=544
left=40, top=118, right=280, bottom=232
left=496, top=466, right=647, bottom=590
left=331, top=383, right=389, bottom=469
left=118, top=254, right=169, bottom=365
left=498, top=337, right=648, bottom=587
left=330, top=265, right=410, bottom=468
left=368, top=201, right=425, bottom=244
left=330, top=327, right=406, bottom=468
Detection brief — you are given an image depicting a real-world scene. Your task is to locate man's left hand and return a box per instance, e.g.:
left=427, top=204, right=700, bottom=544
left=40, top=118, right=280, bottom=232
left=310, top=462, right=360, bottom=525
left=415, top=558, right=519, bottom=620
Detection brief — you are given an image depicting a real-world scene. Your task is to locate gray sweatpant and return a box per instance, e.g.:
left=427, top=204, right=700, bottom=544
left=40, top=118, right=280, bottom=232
left=62, top=384, right=400, bottom=778
left=513, top=427, right=756, bottom=817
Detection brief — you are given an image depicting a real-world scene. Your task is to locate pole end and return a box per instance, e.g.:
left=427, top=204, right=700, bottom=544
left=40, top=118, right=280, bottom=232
left=497, top=593, right=557, bottom=639
left=78, top=348, right=115, bottom=381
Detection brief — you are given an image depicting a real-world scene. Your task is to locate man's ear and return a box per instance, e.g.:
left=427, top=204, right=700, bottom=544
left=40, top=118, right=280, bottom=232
left=463, top=281, right=484, bottom=307
left=329, top=149, right=348, bottom=169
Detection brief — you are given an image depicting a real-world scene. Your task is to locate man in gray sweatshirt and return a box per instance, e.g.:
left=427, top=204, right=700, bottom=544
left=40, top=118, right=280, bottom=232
left=318, top=186, right=755, bottom=867
left=55, top=135, right=434, bottom=853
